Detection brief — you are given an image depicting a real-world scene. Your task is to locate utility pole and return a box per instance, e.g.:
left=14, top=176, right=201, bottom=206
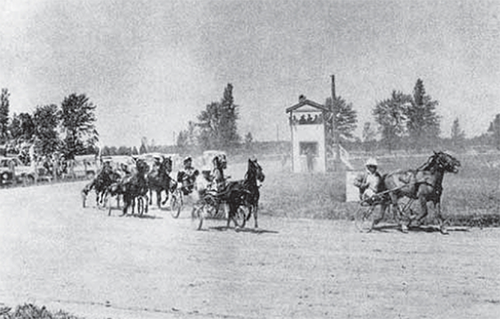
left=331, top=74, right=341, bottom=171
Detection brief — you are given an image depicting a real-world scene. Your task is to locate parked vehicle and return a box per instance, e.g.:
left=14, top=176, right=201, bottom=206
left=0, top=156, right=38, bottom=185
left=72, top=155, right=98, bottom=179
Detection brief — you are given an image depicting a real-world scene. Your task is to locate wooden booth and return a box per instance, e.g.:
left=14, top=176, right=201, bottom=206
left=286, top=95, right=329, bottom=173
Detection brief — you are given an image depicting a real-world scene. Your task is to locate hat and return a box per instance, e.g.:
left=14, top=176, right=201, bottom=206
left=183, top=156, right=192, bottom=163
left=365, top=157, right=378, bottom=167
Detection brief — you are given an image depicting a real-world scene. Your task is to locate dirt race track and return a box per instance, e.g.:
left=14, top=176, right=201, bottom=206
left=1, top=181, right=500, bottom=319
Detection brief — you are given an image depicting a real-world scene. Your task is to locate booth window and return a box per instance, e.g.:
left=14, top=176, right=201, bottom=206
left=299, top=142, right=318, bottom=156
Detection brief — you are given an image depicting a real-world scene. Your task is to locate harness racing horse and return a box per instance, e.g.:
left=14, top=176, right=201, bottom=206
left=108, top=159, right=150, bottom=216
left=81, top=163, right=121, bottom=208
left=147, top=156, right=174, bottom=208
left=381, top=151, right=461, bottom=234
left=223, top=157, right=265, bottom=228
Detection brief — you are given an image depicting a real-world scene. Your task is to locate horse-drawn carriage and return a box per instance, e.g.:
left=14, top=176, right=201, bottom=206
left=169, top=151, right=227, bottom=219
left=82, top=155, right=150, bottom=216
left=192, top=157, right=265, bottom=230
left=354, top=151, right=461, bottom=234
left=168, top=153, right=265, bottom=231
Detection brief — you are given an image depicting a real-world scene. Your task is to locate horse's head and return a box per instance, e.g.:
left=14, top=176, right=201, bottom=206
left=136, top=159, right=150, bottom=175
left=219, top=154, right=227, bottom=169
left=434, top=151, right=461, bottom=173
left=248, top=157, right=265, bottom=183
left=162, top=156, right=173, bottom=173
left=102, top=162, right=113, bottom=175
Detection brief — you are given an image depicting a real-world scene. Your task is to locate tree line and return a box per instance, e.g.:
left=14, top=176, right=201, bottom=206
left=325, top=78, right=499, bottom=153
left=2, top=78, right=498, bottom=163
left=176, top=83, right=242, bottom=153
left=168, top=79, right=500, bottom=157
left=0, top=88, right=98, bottom=161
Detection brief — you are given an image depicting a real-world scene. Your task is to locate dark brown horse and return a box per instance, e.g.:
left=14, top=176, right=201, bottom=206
left=147, top=156, right=174, bottom=208
left=108, top=159, right=150, bottom=216
left=224, top=157, right=265, bottom=228
left=81, top=162, right=121, bottom=208
left=381, top=151, right=461, bottom=234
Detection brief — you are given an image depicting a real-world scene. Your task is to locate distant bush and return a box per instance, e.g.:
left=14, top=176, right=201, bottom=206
left=0, top=304, right=82, bottom=319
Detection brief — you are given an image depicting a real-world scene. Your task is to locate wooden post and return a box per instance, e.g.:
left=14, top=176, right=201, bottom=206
left=331, top=75, right=341, bottom=171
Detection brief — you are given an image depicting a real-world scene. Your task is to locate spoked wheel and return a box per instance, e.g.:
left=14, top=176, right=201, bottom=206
left=354, top=205, right=377, bottom=233
left=234, top=206, right=248, bottom=229
left=136, top=196, right=147, bottom=217
left=170, top=191, right=183, bottom=218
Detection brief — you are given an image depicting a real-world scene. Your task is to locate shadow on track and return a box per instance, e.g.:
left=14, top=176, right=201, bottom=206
left=371, top=224, right=469, bottom=233
left=208, top=226, right=279, bottom=234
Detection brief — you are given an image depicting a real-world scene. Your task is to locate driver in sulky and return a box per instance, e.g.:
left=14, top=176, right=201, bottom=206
left=177, top=156, right=199, bottom=195
left=354, top=157, right=383, bottom=202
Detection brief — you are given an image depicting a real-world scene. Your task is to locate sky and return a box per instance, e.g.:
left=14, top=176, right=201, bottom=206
left=1, top=0, right=499, bottom=147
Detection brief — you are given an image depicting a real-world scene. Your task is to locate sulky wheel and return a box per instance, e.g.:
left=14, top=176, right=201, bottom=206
left=354, top=205, right=377, bottom=233
left=170, top=191, right=182, bottom=218
left=136, top=196, right=146, bottom=217
left=234, top=206, right=248, bottom=229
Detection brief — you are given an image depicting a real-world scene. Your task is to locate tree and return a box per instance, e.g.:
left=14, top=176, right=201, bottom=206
left=117, top=146, right=132, bottom=155
left=59, top=94, right=98, bottom=159
left=176, top=130, right=189, bottom=149
left=33, top=104, right=60, bottom=156
left=373, top=91, right=412, bottom=152
left=9, top=112, right=36, bottom=142
left=9, top=113, right=22, bottom=140
left=197, top=84, right=240, bottom=150
left=405, top=79, right=441, bottom=149
left=19, top=113, right=36, bottom=141
left=219, top=83, right=240, bottom=147
left=198, top=102, right=220, bottom=150
left=487, top=114, right=500, bottom=150
left=324, top=96, right=358, bottom=143
left=139, top=137, right=148, bottom=154
left=451, top=117, right=465, bottom=150
left=0, top=88, right=10, bottom=142
left=177, top=121, right=198, bottom=152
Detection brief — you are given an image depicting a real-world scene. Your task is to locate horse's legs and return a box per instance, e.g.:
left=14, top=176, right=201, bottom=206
left=95, top=190, right=101, bottom=207
left=132, top=197, right=136, bottom=215
left=149, top=189, right=153, bottom=205
left=156, top=190, right=162, bottom=208
left=122, top=195, right=130, bottom=216
left=161, top=189, right=169, bottom=206
left=253, top=204, right=259, bottom=228
left=434, top=200, right=448, bottom=234
left=81, top=183, right=91, bottom=208
left=414, top=196, right=429, bottom=227
left=226, top=203, right=233, bottom=228
left=227, top=202, right=239, bottom=228
left=101, top=190, right=109, bottom=208
left=387, top=194, right=407, bottom=232
left=373, top=203, right=387, bottom=226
